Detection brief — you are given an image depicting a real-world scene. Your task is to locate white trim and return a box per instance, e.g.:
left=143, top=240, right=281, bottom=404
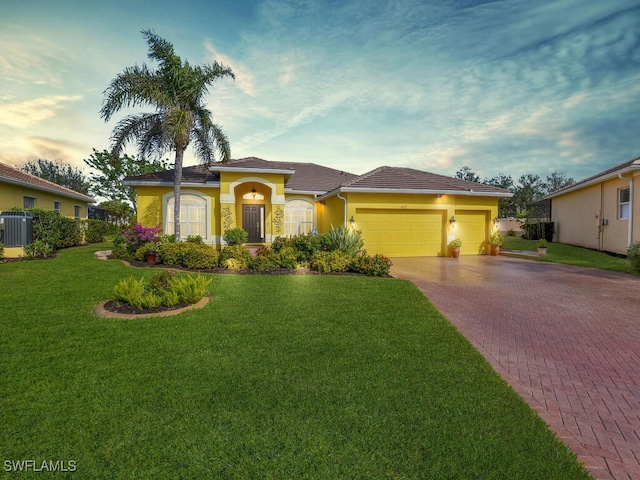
left=123, top=180, right=220, bottom=188
left=162, top=190, right=213, bottom=242
left=221, top=176, right=285, bottom=204
left=210, top=166, right=295, bottom=175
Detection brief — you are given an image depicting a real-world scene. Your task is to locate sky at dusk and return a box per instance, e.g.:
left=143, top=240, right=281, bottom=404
left=1, top=0, right=639, bottom=184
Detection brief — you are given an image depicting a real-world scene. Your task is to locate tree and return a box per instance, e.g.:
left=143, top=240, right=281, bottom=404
left=20, top=159, right=91, bottom=195
left=83, top=149, right=171, bottom=213
left=483, top=173, right=516, bottom=217
left=97, top=200, right=134, bottom=227
left=513, top=174, right=545, bottom=214
left=544, top=171, right=575, bottom=195
left=100, top=29, right=235, bottom=239
left=454, top=166, right=480, bottom=183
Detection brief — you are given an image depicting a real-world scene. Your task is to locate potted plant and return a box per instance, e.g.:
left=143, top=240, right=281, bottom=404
left=449, top=238, right=462, bottom=258
left=489, top=231, right=505, bottom=256
left=537, top=238, right=548, bottom=256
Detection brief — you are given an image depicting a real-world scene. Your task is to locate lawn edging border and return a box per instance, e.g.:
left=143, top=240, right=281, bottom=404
left=94, top=295, right=211, bottom=319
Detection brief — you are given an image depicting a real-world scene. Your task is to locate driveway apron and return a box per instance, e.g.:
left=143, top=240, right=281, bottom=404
left=391, top=256, right=640, bottom=480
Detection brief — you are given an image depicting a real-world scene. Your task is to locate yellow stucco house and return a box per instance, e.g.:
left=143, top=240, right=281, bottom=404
left=125, top=157, right=511, bottom=257
left=0, top=161, right=95, bottom=257
left=546, top=156, right=640, bottom=255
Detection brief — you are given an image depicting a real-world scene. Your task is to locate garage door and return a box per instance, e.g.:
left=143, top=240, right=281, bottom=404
left=454, top=211, right=489, bottom=255
left=356, top=209, right=445, bottom=257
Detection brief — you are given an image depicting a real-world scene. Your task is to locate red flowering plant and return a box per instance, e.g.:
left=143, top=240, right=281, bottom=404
left=113, top=223, right=161, bottom=259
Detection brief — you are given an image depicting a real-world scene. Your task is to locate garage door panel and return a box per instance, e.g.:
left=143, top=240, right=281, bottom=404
left=357, top=209, right=445, bottom=257
left=454, top=211, right=489, bottom=255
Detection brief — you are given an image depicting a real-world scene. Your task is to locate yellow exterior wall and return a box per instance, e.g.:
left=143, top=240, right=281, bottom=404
left=552, top=174, right=640, bottom=254
left=136, top=185, right=220, bottom=241
left=325, top=192, right=499, bottom=257
left=0, top=181, right=89, bottom=219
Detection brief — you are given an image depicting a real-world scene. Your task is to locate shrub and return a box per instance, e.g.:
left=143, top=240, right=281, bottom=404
left=352, top=250, right=392, bottom=277
left=182, top=244, right=219, bottom=270
left=157, top=243, right=184, bottom=266
left=114, top=223, right=160, bottom=258
left=24, top=240, right=54, bottom=259
left=250, top=255, right=278, bottom=272
left=0, top=243, right=4, bottom=260
left=223, top=228, right=248, bottom=246
left=507, top=229, right=516, bottom=236
left=489, top=231, right=505, bottom=247
left=112, top=271, right=211, bottom=310
left=85, top=219, right=110, bottom=244
left=185, top=235, right=203, bottom=244
left=311, top=250, right=353, bottom=273
left=293, top=232, right=330, bottom=261
left=222, top=258, right=244, bottom=271
left=277, top=246, right=299, bottom=269
left=627, top=242, right=640, bottom=273
left=219, top=244, right=252, bottom=269
left=326, top=225, right=364, bottom=255
left=271, top=235, right=296, bottom=252
left=29, top=208, right=82, bottom=251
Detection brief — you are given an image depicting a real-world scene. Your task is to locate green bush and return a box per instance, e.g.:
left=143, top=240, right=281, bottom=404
left=326, top=225, right=364, bottom=255
left=293, top=233, right=330, bottom=261
left=185, top=235, right=203, bottom=244
left=352, top=251, right=392, bottom=277
left=85, top=219, right=110, bottom=244
left=277, top=246, right=299, bottom=269
left=0, top=243, right=4, bottom=260
left=182, top=244, right=219, bottom=269
left=112, top=271, right=211, bottom=311
left=24, top=240, right=55, bottom=259
left=158, top=243, right=184, bottom=265
left=29, top=208, right=82, bottom=251
left=219, top=244, right=252, bottom=269
left=222, top=258, right=244, bottom=271
left=627, top=241, right=640, bottom=273
left=311, top=250, right=353, bottom=273
left=223, top=228, right=248, bottom=246
left=250, top=255, right=278, bottom=272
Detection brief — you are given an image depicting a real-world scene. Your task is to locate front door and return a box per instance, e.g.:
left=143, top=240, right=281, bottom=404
left=243, top=205, right=265, bottom=242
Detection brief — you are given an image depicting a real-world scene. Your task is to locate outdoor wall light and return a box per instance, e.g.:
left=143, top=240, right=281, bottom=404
left=349, top=216, right=356, bottom=227
left=251, top=185, right=257, bottom=199
left=449, top=216, right=456, bottom=225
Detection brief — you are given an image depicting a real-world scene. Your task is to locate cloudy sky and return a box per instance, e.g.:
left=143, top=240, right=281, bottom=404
left=1, top=0, right=638, bottom=184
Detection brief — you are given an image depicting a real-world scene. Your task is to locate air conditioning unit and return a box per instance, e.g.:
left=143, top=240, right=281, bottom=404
left=0, top=211, right=33, bottom=247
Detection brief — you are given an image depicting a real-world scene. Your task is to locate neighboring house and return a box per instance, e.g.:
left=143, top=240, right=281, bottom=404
left=545, top=156, right=640, bottom=255
left=125, top=157, right=511, bottom=257
left=0, top=161, right=95, bottom=257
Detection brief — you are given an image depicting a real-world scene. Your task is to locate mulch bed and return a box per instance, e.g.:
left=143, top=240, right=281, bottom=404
left=102, top=300, right=192, bottom=315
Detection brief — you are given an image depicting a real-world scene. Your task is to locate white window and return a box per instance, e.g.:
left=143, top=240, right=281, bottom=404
left=54, top=201, right=61, bottom=213
left=284, top=199, right=314, bottom=236
left=619, top=188, right=630, bottom=219
left=74, top=206, right=81, bottom=219
left=23, top=196, right=35, bottom=209
left=166, top=194, right=207, bottom=238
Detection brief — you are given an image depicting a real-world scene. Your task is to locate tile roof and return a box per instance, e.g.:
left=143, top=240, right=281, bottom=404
left=339, top=166, right=512, bottom=195
left=124, top=157, right=358, bottom=192
left=124, top=164, right=220, bottom=184
left=123, top=158, right=511, bottom=197
left=0, top=161, right=94, bottom=203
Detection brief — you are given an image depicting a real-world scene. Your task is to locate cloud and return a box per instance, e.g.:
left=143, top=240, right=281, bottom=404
left=204, top=41, right=255, bottom=96
left=0, top=95, right=83, bottom=129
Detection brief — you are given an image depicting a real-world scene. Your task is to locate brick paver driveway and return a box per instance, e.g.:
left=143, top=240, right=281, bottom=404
left=391, top=255, right=640, bottom=480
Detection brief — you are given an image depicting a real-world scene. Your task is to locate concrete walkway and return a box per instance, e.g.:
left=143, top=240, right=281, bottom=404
left=391, top=256, right=640, bottom=480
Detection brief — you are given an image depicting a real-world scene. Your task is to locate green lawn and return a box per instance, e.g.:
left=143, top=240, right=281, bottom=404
left=0, top=244, right=591, bottom=479
left=504, top=235, right=636, bottom=275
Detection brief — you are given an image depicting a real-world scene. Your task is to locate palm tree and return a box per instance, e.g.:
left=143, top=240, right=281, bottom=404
left=101, top=29, right=235, bottom=239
